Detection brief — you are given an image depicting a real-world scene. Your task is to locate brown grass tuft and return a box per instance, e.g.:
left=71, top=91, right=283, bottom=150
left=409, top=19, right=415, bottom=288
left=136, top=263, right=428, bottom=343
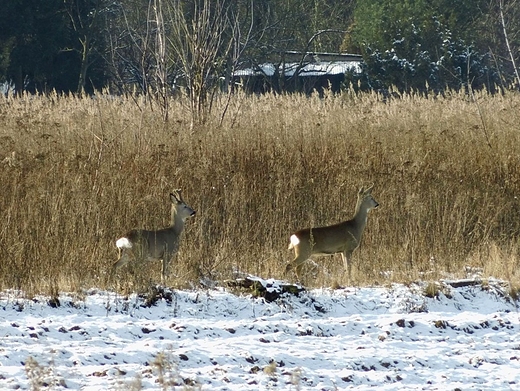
left=1, top=90, right=520, bottom=294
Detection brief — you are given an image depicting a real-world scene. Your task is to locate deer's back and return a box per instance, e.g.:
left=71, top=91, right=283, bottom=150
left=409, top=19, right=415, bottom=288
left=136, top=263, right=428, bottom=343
left=127, top=228, right=180, bottom=259
left=295, top=220, right=360, bottom=254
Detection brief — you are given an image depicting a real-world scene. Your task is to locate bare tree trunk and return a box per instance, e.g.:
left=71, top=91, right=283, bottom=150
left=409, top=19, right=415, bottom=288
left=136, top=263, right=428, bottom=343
left=498, top=0, right=520, bottom=90
left=154, top=0, right=169, bottom=121
left=64, top=0, right=102, bottom=95
left=77, top=35, right=91, bottom=95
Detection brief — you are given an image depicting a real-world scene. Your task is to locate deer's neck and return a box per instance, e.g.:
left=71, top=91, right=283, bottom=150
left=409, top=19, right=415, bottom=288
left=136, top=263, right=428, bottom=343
left=352, top=200, right=369, bottom=235
left=170, top=208, right=185, bottom=234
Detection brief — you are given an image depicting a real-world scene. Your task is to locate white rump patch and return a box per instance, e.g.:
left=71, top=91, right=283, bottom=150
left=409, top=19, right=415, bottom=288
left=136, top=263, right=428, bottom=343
left=290, top=234, right=300, bottom=247
left=116, top=237, right=132, bottom=249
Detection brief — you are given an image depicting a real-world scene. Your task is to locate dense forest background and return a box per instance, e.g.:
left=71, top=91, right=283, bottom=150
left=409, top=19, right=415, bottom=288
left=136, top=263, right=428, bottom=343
left=1, top=0, right=519, bottom=97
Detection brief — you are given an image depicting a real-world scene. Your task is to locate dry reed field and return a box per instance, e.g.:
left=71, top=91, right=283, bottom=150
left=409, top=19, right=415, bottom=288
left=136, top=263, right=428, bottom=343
left=1, top=90, right=520, bottom=296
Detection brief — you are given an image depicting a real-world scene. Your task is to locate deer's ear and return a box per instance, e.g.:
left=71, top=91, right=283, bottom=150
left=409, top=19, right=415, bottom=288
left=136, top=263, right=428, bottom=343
left=358, top=187, right=365, bottom=195
left=170, top=190, right=182, bottom=203
left=365, top=184, right=374, bottom=194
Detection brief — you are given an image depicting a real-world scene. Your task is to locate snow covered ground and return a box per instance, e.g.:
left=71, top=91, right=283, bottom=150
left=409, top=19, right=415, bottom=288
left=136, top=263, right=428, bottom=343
left=1, top=278, right=519, bottom=390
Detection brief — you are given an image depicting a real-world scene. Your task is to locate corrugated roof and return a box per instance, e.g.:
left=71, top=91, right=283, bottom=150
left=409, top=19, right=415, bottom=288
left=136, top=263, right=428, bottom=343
left=234, top=60, right=362, bottom=77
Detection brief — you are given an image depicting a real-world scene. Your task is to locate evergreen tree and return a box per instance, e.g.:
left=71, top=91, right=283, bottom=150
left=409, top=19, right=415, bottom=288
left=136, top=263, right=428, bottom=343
left=347, top=0, right=498, bottom=93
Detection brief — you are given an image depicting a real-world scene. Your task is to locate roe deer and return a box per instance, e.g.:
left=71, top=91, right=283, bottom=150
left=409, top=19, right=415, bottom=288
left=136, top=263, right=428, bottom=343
left=114, top=190, right=196, bottom=282
left=286, top=185, right=379, bottom=281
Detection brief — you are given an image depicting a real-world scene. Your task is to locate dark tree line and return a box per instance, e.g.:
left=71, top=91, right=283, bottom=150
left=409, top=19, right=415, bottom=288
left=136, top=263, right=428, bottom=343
left=0, top=0, right=107, bottom=94
left=1, top=0, right=519, bottom=98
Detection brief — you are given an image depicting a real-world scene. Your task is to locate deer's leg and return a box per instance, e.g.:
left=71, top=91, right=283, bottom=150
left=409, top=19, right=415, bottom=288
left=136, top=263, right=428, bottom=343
left=341, top=251, right=353, bottom=280
left=114, top=250, right=132, bottom=269
left=161, top=255, right=173, bottom=285
left=160, top=259, right=166, bottom=284
left=286, top=246, right=310, bottom=280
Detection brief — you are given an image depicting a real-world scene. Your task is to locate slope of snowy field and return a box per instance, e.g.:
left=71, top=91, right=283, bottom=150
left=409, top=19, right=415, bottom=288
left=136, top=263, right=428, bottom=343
left=1, top=278, right=519, bottom=390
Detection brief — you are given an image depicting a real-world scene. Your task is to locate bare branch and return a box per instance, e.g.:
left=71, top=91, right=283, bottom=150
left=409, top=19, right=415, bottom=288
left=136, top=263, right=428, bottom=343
left=498, top=0, right=520, bottom=90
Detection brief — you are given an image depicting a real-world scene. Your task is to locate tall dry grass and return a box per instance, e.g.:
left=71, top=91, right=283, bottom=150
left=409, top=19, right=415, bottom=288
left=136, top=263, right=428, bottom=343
left=1, top=90, right=520, bottom=295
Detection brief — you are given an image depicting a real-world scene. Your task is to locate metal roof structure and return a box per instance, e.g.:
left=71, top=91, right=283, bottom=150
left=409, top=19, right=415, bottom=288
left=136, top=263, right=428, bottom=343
left=234, top=52, right=363, bottom=78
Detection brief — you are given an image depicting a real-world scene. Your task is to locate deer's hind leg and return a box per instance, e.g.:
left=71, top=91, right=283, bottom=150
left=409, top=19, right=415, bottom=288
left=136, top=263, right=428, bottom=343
left=286, top=246, right=311, bottom=281
left=114, top=249, right=133, bottom=269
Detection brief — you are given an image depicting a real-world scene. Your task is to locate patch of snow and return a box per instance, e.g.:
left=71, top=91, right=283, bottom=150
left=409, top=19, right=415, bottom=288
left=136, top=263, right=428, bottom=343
left=0, top=280, right=519, bottom=390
